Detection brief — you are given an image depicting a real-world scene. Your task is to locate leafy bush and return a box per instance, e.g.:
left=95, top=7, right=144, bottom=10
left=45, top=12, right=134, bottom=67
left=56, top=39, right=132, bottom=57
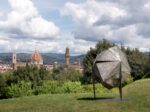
left=62, top=81, right=83, bottom=93
left=122, top=76, right=133, bottom=86
left=38, top=81, right=83, bottom=94
left=52, top=68, right=82, bottom=82
left=38, top=81, right=63, bottom=94
left=6, top=81, right=33, bottom=98
left=82, top=83, right=113, bottom=94
left=38, top=80, right=113, bottom=95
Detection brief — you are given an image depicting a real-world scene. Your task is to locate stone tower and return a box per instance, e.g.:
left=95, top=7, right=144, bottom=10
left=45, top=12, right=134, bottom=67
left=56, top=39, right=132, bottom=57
left=65, top=47, right=70, bottom=67
left=12, top=51, right=17, bottom=70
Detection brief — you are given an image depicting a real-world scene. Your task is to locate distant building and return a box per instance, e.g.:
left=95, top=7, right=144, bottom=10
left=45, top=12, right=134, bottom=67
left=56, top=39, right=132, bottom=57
left=65, top=47, right=70, bottom=67
left=11, top=50, right=44, bottom=70
left=1, top=47, right=82, bottom=72
left=53, top=61, right=58, bottom=69
left=31, top=51, right=43, bottom=65
left=0, top=59, right=12, bottom=73
left=12, top=51, right=17, bottom=70
left=11, top=51, right=27, bottom=70
left=64, top=47, right=82, bottom=70
left=45, top=64, right=54, bottom=71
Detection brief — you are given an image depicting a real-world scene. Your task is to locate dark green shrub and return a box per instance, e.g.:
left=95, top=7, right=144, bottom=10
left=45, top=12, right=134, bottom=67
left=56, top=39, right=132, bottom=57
left=0, top=74, right=7, bottom=98
left=143, top=64, right=150, bottom=78
left=0, top=71, right=14, bottom=99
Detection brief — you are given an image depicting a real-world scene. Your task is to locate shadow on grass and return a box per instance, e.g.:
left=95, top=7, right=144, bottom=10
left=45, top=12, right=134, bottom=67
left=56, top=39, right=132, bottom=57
left=77, top=96, right=114, bottom=101
left=77, top=97, right=128, bottom=101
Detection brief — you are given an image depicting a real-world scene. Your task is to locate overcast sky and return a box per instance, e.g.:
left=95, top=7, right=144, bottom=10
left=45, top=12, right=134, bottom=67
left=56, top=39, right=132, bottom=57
left=0, top=0, right=150, bottom=55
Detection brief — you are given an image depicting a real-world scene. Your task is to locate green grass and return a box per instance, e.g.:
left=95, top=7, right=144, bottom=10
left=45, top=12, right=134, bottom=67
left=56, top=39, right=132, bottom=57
left=0, top=79, right=150, bottom=112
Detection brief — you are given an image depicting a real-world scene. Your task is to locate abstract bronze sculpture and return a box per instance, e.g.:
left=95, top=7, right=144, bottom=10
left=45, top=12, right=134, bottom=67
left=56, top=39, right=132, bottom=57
left=92, top=46, right=131, bottom=100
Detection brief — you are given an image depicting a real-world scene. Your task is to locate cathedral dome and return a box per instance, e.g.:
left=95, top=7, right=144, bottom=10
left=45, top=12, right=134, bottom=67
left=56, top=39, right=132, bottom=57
left=31, top=51, right=43, bottom=64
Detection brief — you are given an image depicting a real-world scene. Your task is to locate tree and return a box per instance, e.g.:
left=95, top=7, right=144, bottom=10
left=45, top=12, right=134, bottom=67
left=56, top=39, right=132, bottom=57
left=0, top=71, right=13, bottom=98
left=126, top=48, right=148, bottom=80
left=52, top=67, right=82, bottom=82
left=82, top=39, right=149, bottom=84
left=0, top=74, right=7, bottom=98
left=82, top=39, right=114, bottom=84
left=143, top=64, right=150, bottom=78
left=12, top=66, right=51, bottom=89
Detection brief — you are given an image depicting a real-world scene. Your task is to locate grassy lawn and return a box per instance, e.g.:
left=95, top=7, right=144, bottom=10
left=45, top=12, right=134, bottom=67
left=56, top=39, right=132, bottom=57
left=0, top=79, right=150, bottom=112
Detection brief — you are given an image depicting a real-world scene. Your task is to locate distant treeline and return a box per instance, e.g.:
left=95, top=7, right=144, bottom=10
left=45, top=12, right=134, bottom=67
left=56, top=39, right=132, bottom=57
left=0, top=65, right=84, bottom=99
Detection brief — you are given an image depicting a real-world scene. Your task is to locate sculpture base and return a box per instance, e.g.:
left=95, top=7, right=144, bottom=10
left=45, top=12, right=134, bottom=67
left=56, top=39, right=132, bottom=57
left=78, top=97, right=128, bottom=101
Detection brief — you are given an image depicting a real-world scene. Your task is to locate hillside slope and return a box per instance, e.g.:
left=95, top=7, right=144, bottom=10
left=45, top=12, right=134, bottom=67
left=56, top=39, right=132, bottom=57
left=0, top=79, right=150, bottom=112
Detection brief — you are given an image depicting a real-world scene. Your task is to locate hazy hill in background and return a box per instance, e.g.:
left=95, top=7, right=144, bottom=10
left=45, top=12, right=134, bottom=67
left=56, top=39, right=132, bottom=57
left=144, top=52, right=149, bottom=56
left=0, top=51, right=148, bottom=65
left=0, top=53, right=84, bottom=65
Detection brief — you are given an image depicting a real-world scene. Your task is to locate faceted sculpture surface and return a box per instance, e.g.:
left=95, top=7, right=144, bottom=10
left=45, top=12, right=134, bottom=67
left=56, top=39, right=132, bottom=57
left=93, top=46, right=131, bottom=89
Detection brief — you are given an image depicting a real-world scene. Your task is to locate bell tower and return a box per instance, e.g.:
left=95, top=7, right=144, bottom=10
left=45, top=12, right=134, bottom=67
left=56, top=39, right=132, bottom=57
left=65, top=47, right=70, bottom=67
left=12, top=51, right=17, bottom=70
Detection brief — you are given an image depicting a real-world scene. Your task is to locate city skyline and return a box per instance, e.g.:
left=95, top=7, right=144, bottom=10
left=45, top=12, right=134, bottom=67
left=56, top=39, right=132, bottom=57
left=0, top=0, right=150, bottom=55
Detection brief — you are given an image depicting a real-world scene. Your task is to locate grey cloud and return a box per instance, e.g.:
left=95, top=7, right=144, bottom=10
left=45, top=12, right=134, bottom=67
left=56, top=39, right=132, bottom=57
left=95, top=0, right=150, bottom=29
left=62, top=0, right=150, bottom=51
left=79, top=0, right=150, bottom=40
left=136, top=23, right=150, bottom=38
